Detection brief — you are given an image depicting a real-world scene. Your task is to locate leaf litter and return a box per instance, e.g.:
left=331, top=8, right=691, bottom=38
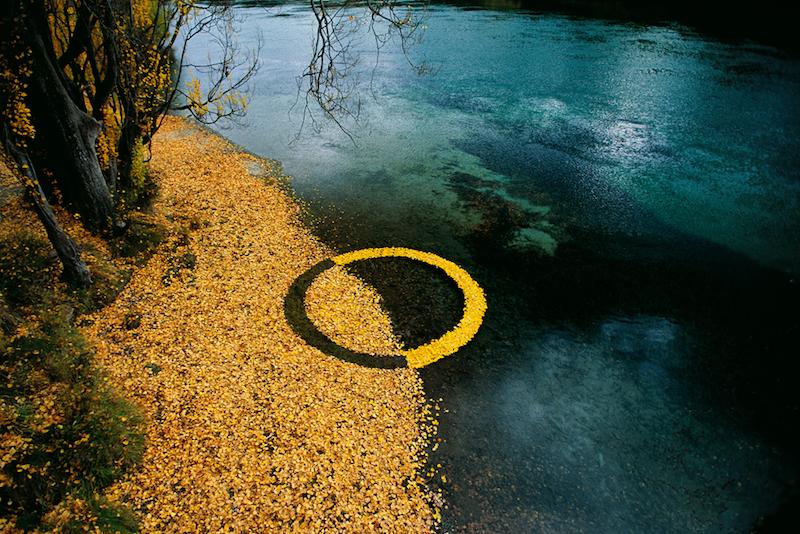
left=83, top=117, right=441, bottom=532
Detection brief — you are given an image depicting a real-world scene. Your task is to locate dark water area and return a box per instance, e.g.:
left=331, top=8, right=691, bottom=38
left=332, top=188, right=800, bottom=533
left=441, top=1, right=800, bottom=54
left=195, top=2, right=800, bottom=531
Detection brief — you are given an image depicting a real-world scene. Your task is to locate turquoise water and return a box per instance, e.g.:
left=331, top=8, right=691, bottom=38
left=193, top=2, right=799, bottom=531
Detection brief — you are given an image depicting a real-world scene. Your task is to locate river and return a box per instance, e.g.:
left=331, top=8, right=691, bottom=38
left=191, top=2, right=799, bottom=531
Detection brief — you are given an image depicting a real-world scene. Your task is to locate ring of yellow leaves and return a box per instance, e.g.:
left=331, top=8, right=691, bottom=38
left=324, top=247, right=488, bottom=368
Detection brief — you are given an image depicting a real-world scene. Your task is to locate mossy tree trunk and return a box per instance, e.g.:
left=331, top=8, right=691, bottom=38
left=2, top=125, right=92, bottom=288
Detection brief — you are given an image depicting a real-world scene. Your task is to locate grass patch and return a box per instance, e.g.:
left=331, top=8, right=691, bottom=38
left=117, top=164, right=159, bottom=215
left=0, top=205, right=146, bottom=531
left=1, top=309, right=143, bottom=530
left=0, top=232, right=56, bottom=307
left=41, top=494, right=139, bottom=533
left=109, top=215, right=167, bottom=263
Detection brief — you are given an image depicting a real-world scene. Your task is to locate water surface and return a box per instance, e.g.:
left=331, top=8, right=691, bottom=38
left=193, top=2, right=799, bottom=531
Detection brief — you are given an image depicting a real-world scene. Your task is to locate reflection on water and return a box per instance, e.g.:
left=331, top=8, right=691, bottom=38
left=425, top=318, right=787, bottom=532
left=193, top=2, right=799, bottom=531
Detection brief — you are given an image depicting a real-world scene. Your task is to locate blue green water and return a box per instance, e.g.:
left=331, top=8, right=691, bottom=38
left=193, top=2, right=799, bottom=531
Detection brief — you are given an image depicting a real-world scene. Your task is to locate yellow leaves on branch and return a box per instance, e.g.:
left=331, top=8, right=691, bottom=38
left=121, top=40, right=171, bottom=119
left=132, top=0, right=155, bottom=29
left=178, top=0, right=198, bottom=18
left=95, top=105, right=119, bottom=170
left=129, top=137, right=147, bottom=190
left=0, top=50, right=35, bottom=146
left=186, top=76, right=208, bottom=118
left=220, top=91, right=250, bottom=116
left=186, top=75, right=249, bottom=120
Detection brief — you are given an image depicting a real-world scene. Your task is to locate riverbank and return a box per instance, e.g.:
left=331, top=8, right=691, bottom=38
left=80, top=116, right=440, bottom=531
left=1, top=159, right=144, bottom=531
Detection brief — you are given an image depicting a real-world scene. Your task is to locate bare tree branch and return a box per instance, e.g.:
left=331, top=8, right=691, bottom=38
left=293, top=0, right=429, bottom=142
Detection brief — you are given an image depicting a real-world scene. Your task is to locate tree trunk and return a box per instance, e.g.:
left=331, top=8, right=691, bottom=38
left=117, top=111, right=143, bottom=191
left=2, top=126, right=92, bottom=288
left=24, top=3, right=115, bottom=233
left=28, top=179, right=93, bottom=288
left=104, top=155, right=118, bottom=198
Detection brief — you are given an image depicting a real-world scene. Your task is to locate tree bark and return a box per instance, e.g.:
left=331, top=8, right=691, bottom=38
left=116, top=117, right=141, bottom=190
left=24, top=2, right=115, bottom=232
left=104, top=155, right=118, bottom=197
left=28, top=178, right=93, bottom=288
left=2, top=126, right=92, bottom=288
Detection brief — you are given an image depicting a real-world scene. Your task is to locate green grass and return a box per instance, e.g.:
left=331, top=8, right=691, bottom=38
left=0, top=229, right=144, bottom=531
left=109, top=218, right=166, bottom=262
left=0, top=233, right=55, bottom=307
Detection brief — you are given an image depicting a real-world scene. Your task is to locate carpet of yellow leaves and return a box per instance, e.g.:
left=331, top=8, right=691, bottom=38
left=83, top=117, right=440, bottom=532
left=305, top=265, right=404, bottom=357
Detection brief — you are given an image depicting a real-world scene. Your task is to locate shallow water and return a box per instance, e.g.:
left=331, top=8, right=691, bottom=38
left=193, top=2, right=799, bottom=531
